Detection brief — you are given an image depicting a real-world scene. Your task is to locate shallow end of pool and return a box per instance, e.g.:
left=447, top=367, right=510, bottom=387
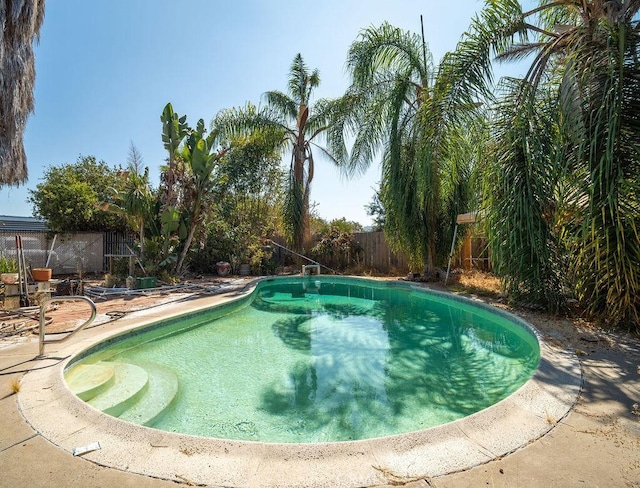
left=17, top=281, right=582, bottom=487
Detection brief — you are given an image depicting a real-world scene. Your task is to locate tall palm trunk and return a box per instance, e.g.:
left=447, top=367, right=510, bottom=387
left=287, top=150, right=306, bottom=252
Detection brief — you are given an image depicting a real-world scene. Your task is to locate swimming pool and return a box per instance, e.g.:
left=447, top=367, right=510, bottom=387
left=64, top=276, right=539, bottom=443
left=19, top=277, right=581, bottom=486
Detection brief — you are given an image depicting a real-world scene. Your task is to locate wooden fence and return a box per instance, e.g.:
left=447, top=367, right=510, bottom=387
left=0, top=228, right=486, bottom=277
left=352, top=232, right=409, bottom=274
left=351, top=231, right=490, bottom=274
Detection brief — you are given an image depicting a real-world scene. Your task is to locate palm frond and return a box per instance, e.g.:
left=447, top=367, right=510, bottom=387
left=566, top=21, right=640, bottom=326
left=288, top=53, right=314, bottom=105
left=347, top=22, right=431, bottom=89
left=263, top=91, right=298, bottom=121
left=213, top=103, right=291, bottom=148
left=0, top=0, right=45, bottom=185
left=484, top=77, right=567, bottom=311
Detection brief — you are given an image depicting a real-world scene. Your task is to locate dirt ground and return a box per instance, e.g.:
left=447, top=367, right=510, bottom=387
left=1, top=272, right=639, bottom=487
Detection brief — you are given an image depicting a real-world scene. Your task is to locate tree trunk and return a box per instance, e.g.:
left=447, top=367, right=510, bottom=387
left=175, top=221, right=197, bottom=275
left=292, top=145, right=307, bottom=251
left=175, top=199, right=201, bottom=275
left=139, top=220, right=145, bottom=257
left=423, top=244, right=434, bottom=277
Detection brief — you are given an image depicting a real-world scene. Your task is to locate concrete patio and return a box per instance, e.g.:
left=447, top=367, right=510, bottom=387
left=1, top=282, right=638, bottom=487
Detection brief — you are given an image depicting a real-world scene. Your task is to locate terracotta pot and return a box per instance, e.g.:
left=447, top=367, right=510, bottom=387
left=32, top=268, right=52, bottom=282
left=216, top=261, right=231, bottom=277
left=1, top=273, right=19, bottom=285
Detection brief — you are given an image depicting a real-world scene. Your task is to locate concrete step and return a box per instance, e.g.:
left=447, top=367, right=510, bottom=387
left=87, top=362, right=149, bottom=417
left=118, top=362, right=179, bottom=426
left=65, top=363, right=115, bottom=401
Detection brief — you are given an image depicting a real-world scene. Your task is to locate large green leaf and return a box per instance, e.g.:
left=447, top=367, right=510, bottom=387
left=161, top=103, right=188, bottom=156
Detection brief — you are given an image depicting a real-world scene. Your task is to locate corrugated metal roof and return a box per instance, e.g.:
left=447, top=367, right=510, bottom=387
left=0, top=215, right=49, bottom=232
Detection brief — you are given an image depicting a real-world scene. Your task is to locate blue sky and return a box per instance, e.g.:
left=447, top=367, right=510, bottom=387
left=1, top=0, right=522, bottom=226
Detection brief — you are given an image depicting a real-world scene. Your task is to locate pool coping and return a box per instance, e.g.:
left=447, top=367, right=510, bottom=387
left=17, top=278, right=582, bottom=487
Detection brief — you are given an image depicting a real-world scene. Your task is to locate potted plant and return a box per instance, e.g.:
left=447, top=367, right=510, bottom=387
left=216, top=261, right=231, bottom=277
left=0, top=255, right=19, bottom=284
left=32, top=268, right=52, bottom=282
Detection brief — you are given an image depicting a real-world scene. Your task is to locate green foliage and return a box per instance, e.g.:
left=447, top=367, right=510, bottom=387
left=161, top=103, right=188, bottom=158
left=141, top=235, right=178, bottom=275
left=106, top=143, right=155, bottom=256
left=109, top=256, right=133, bottom=282
left=215, top=131, right=285, bottom=236
left=159, top=104, right=227, bottom=274
left=310, top=226, right=363, bottom=271
left=561, top=9, right=640, bottom=328
left=332, top=218, right=363, bottom=233
left=191, top=132, right=285, bottom=275
left=485, top=79, right=567, bottom=311
left=331, top=23, right=479, bottom=272
left=28, top=155, right=127, bottom=232
left=312, top=217, right=363, bottom=237
left=213, top=54, right=344, bottom=252
left=159, top=205, right=181, bottom=262
left=365, top=185, right=385, bottom=232
left=463, top=0, right=640, bottom=329
left=189, top=223, right=238, bottom=276
left=0, top=254, right=18, bottom=273
left=190, top=222, right=275, bottom=276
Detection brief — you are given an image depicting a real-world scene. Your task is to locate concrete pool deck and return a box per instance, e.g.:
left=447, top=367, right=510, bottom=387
left=1, top=281, right=638, bottom=487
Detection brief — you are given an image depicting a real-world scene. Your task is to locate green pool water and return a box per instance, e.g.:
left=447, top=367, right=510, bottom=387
left=66, top=277, right=540, bottom=443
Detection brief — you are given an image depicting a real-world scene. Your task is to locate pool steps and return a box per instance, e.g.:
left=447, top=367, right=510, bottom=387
left=87, top=362, right=149, bottom=417
left=66, top=361, right=179, bottom=426
left=118, top=362, right=179, bottom=426
left=65, top=363, right=115, bottom=401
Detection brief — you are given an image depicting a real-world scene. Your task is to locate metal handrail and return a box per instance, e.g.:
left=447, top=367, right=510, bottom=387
left=39, top=296, right=97, bottom=357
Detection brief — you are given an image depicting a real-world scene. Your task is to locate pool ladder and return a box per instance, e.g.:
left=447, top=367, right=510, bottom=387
left=38, top=296, right=97, bottom=357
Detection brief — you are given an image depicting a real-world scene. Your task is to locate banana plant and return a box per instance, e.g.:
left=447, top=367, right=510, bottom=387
left=159, top=206, right=181, bottom=268
left=162, top=109, right=227, bottom=274
left=177, top=119, right=225, bottom=273
left=160, top=103, right=188, bottom=208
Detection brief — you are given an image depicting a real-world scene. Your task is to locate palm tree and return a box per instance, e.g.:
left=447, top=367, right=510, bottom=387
left=457, top=1, right=640, bottom=327
left=106, top=144, right=154, bottom=257
left=214, top=54, right=341, bottom=251
left=328, top=22, right=482, bottom=274
left=0, top=0, right=45, bottom=185
left=483, top=77, right=567, bottom=311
